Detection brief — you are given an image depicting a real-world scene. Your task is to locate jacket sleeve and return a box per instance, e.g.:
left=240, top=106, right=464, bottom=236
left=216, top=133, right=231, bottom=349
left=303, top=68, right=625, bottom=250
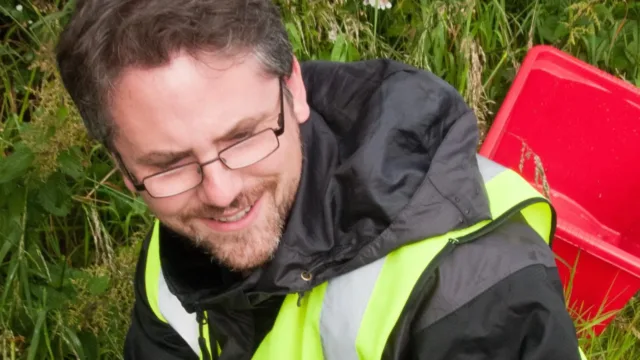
left=123, top=233, right=197, bottom=360
left=410, top=264, right=584, bottom=360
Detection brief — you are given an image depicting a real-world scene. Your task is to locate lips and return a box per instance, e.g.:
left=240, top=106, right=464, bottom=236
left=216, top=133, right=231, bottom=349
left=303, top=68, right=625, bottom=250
left=200, top=195, right=264, bottom=232
left=211, top=205, right=252, bottom=222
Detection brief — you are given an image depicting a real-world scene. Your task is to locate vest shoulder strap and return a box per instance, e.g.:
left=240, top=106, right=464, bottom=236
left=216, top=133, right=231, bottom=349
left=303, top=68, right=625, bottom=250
left=145, top=220, right=166, bottom=323
left=145, top=221, right=212, bottom=358
left=316, top=155, right=557, bottom=360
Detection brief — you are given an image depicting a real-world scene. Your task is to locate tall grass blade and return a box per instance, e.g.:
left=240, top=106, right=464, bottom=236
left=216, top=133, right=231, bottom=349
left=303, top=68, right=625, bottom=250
left=26, top=308, right=47, bottom=360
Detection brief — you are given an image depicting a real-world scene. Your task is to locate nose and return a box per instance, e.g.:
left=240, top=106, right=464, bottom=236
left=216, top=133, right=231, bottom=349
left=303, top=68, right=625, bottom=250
left=197, top=161, right=243, bottom=208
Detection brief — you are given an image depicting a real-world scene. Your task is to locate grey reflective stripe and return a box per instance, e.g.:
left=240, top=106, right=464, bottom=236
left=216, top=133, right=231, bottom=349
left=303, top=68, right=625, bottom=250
left=158, top=268, right=201, bottom=356
left=319, top=256, right=386, bottom=360
left=476, top=154, right=505, bottom=183
left=413, top=216, right=558, bottom=330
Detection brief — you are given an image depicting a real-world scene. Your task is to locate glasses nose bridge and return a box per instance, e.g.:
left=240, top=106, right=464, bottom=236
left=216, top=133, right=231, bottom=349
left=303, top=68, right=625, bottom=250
left=200, top=155, right=222, bottom=169
left=197, top=156, right=226, bottom=178
left=196, top=154, right=243, bottom=203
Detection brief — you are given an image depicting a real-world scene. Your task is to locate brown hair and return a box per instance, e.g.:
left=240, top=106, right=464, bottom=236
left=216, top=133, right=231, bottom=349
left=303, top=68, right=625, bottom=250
left=56, top=0, right=293, bottom=152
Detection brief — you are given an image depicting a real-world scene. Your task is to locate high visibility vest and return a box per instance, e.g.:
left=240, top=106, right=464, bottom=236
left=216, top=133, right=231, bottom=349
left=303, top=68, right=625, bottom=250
left=143, top=155, right=588, bottom=360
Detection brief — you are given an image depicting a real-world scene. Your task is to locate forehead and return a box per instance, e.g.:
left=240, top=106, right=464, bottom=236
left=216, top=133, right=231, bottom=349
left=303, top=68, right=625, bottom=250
left=110, top=52, right=278, bottom=157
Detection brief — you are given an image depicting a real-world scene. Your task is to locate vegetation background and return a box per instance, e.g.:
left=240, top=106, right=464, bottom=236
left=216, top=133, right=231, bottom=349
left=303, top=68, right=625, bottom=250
left=0, top=0, right=638, bottom=358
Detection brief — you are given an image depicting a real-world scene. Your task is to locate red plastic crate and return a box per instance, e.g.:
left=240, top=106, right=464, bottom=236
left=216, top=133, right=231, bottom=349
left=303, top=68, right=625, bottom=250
left=479, top=45, right=640, bottom=336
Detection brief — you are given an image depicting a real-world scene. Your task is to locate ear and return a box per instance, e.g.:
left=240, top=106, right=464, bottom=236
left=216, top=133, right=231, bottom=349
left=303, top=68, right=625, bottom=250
left=286, top=56, right=310, bottom=124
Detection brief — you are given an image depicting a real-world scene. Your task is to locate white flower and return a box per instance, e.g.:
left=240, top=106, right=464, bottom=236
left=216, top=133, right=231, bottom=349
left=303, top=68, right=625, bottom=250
left=16, top=4, right=23, bottom=11
left=363, top=0, right=392, bottom=10
left=328, top=25, right=338, bottom=42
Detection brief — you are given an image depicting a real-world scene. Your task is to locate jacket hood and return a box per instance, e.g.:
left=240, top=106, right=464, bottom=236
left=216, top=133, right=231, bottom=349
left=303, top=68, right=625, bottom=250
left=159, top=59, right=492, bottom=311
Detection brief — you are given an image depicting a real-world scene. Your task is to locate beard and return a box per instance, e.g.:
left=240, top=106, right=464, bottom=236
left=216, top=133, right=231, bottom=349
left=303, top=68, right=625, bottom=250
left=155, top=106, right=304, bottom=272
left=159, top=169, right=300, bottom=272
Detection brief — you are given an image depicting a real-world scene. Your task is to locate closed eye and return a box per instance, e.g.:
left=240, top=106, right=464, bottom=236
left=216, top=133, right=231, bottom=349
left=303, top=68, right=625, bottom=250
left=229, top=130, right=253, bottom=141
left=150, top=159, right=192, bottom=172
left=137, top=150, right=193, bottom=170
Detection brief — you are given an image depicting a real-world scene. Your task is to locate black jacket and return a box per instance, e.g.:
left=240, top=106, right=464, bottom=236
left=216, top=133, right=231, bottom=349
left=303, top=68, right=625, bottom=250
left=124, top=59, right=582, bottom=360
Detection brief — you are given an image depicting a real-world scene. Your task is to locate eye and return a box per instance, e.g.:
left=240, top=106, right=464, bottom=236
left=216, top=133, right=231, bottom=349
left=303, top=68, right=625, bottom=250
left=153, top=161, right=182, bottom=172
left=231, top=131, right=252, bottom=141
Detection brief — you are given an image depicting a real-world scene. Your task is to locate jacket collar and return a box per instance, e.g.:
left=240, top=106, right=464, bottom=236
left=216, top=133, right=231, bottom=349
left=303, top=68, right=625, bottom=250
left=159, top=59, right=492, bottom=312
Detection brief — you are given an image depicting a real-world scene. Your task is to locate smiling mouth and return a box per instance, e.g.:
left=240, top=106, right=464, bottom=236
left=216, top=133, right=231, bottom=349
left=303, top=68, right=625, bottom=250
left=210, top=205, right=253, bottom=223
left=200, top=195, right=264, bottom=232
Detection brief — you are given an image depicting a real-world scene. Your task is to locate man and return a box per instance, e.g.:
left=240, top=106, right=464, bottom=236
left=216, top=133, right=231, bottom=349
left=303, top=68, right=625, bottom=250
left=56, top=0, right=586, bottom=359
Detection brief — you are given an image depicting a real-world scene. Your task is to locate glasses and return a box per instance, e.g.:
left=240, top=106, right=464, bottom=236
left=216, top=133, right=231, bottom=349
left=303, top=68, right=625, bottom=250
left=117, top=78, right=285, bottom=199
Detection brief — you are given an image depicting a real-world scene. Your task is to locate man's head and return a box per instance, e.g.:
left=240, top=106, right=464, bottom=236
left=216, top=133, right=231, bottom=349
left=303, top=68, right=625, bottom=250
left=56, top=0, right=311, bottom=271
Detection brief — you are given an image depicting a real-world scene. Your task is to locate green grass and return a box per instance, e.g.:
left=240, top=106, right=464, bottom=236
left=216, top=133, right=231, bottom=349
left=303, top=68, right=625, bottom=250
left=1, top=0, right=639, bottom=358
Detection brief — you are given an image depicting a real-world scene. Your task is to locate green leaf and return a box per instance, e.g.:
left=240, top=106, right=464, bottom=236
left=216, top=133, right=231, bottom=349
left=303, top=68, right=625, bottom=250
left=3, top=180, right=27, bottom=221
left=48, top=259, right=83, bottom=289
left=554, top=22, right=570, bottom=42
left=87, top=274, right=110, bottom=296
left=538, top=16, right=559, bottom=43
left=78, top=331, right=99, bottom=360
left=56, top=106, right=70, bottom=121
left=26, top=309, right=48, bottom=360
left=330, top=34, right=348, bottom=62
left=346, top=42, right=361, bottom=62
left=0, top=143, right=35, bottom=184
left=88, top=161, right=113, bottom=181
left=285, top=22, right=303, bottom=54
left=131, top=198, right=148, bottom=216
left=20, top=254, right=32, bottom=306
left=611, top=44, right=631, bottom=73
left=37, top=172, right=72, bottom=217
left=62, top=327, right=86, bottom=360
left=593, top=4, right=614, bottom=24
left=30, top=284, right=74, bottom=310
left=624, top=39, right=639, bottom=63
left=1, top=254, right=21, bottom=309
left=58, top=147, right=85, bottom=180
left=0, top=233, right=15, bottom=266
left=314, top=49, right=332, bottom=61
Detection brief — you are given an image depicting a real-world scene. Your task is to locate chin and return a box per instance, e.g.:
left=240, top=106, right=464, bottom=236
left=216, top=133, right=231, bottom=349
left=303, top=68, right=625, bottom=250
left=195, top=226, right=281, bottom=271
left=156, top=170, right=300, bottom=271
left=163, top=198, right=285, bottom=271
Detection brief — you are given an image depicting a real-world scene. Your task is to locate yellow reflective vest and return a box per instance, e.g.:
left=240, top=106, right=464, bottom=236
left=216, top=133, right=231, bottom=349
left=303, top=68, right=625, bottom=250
left=142, top=156, right=587, bottom=360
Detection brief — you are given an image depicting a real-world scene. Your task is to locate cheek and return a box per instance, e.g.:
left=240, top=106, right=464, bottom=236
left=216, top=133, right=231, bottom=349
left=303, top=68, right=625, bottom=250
left=281, top=131, right=303, bottom=171
left=243, top=137, right=298, bottom=177
left=253, top=139, right=301, bottom=178
left=142, top=192, right=195, bottom=217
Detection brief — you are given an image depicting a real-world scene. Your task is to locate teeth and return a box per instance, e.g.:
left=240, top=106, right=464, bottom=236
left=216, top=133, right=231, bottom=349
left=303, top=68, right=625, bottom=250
left=213, top=206, right=251, bottom=222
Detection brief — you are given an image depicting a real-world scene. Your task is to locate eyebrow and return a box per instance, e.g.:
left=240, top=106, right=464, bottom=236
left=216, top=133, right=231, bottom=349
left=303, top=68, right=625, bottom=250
left=135, top=112, right=274, bottom=168
left=217, top=113, right=268, bottom=142
left=136, top=149, right=193, bottom=168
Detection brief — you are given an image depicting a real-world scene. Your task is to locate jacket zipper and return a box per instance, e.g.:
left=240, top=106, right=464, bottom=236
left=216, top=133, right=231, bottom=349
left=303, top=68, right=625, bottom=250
left=379, top=238, right=458, bottom=360
left=195, top=306, right=213, bottom=360
left=381, top=201, right=551, bottom=359
left=455, top=198, right=556, bottom=245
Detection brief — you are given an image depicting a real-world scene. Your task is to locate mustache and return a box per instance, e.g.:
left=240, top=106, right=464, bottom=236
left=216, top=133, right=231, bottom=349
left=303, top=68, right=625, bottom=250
left=185, top=180, right=276, bottom=218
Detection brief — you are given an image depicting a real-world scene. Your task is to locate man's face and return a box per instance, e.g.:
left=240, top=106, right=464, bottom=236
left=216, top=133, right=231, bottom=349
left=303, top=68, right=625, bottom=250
left=110, top=52, right=310, bottom=271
